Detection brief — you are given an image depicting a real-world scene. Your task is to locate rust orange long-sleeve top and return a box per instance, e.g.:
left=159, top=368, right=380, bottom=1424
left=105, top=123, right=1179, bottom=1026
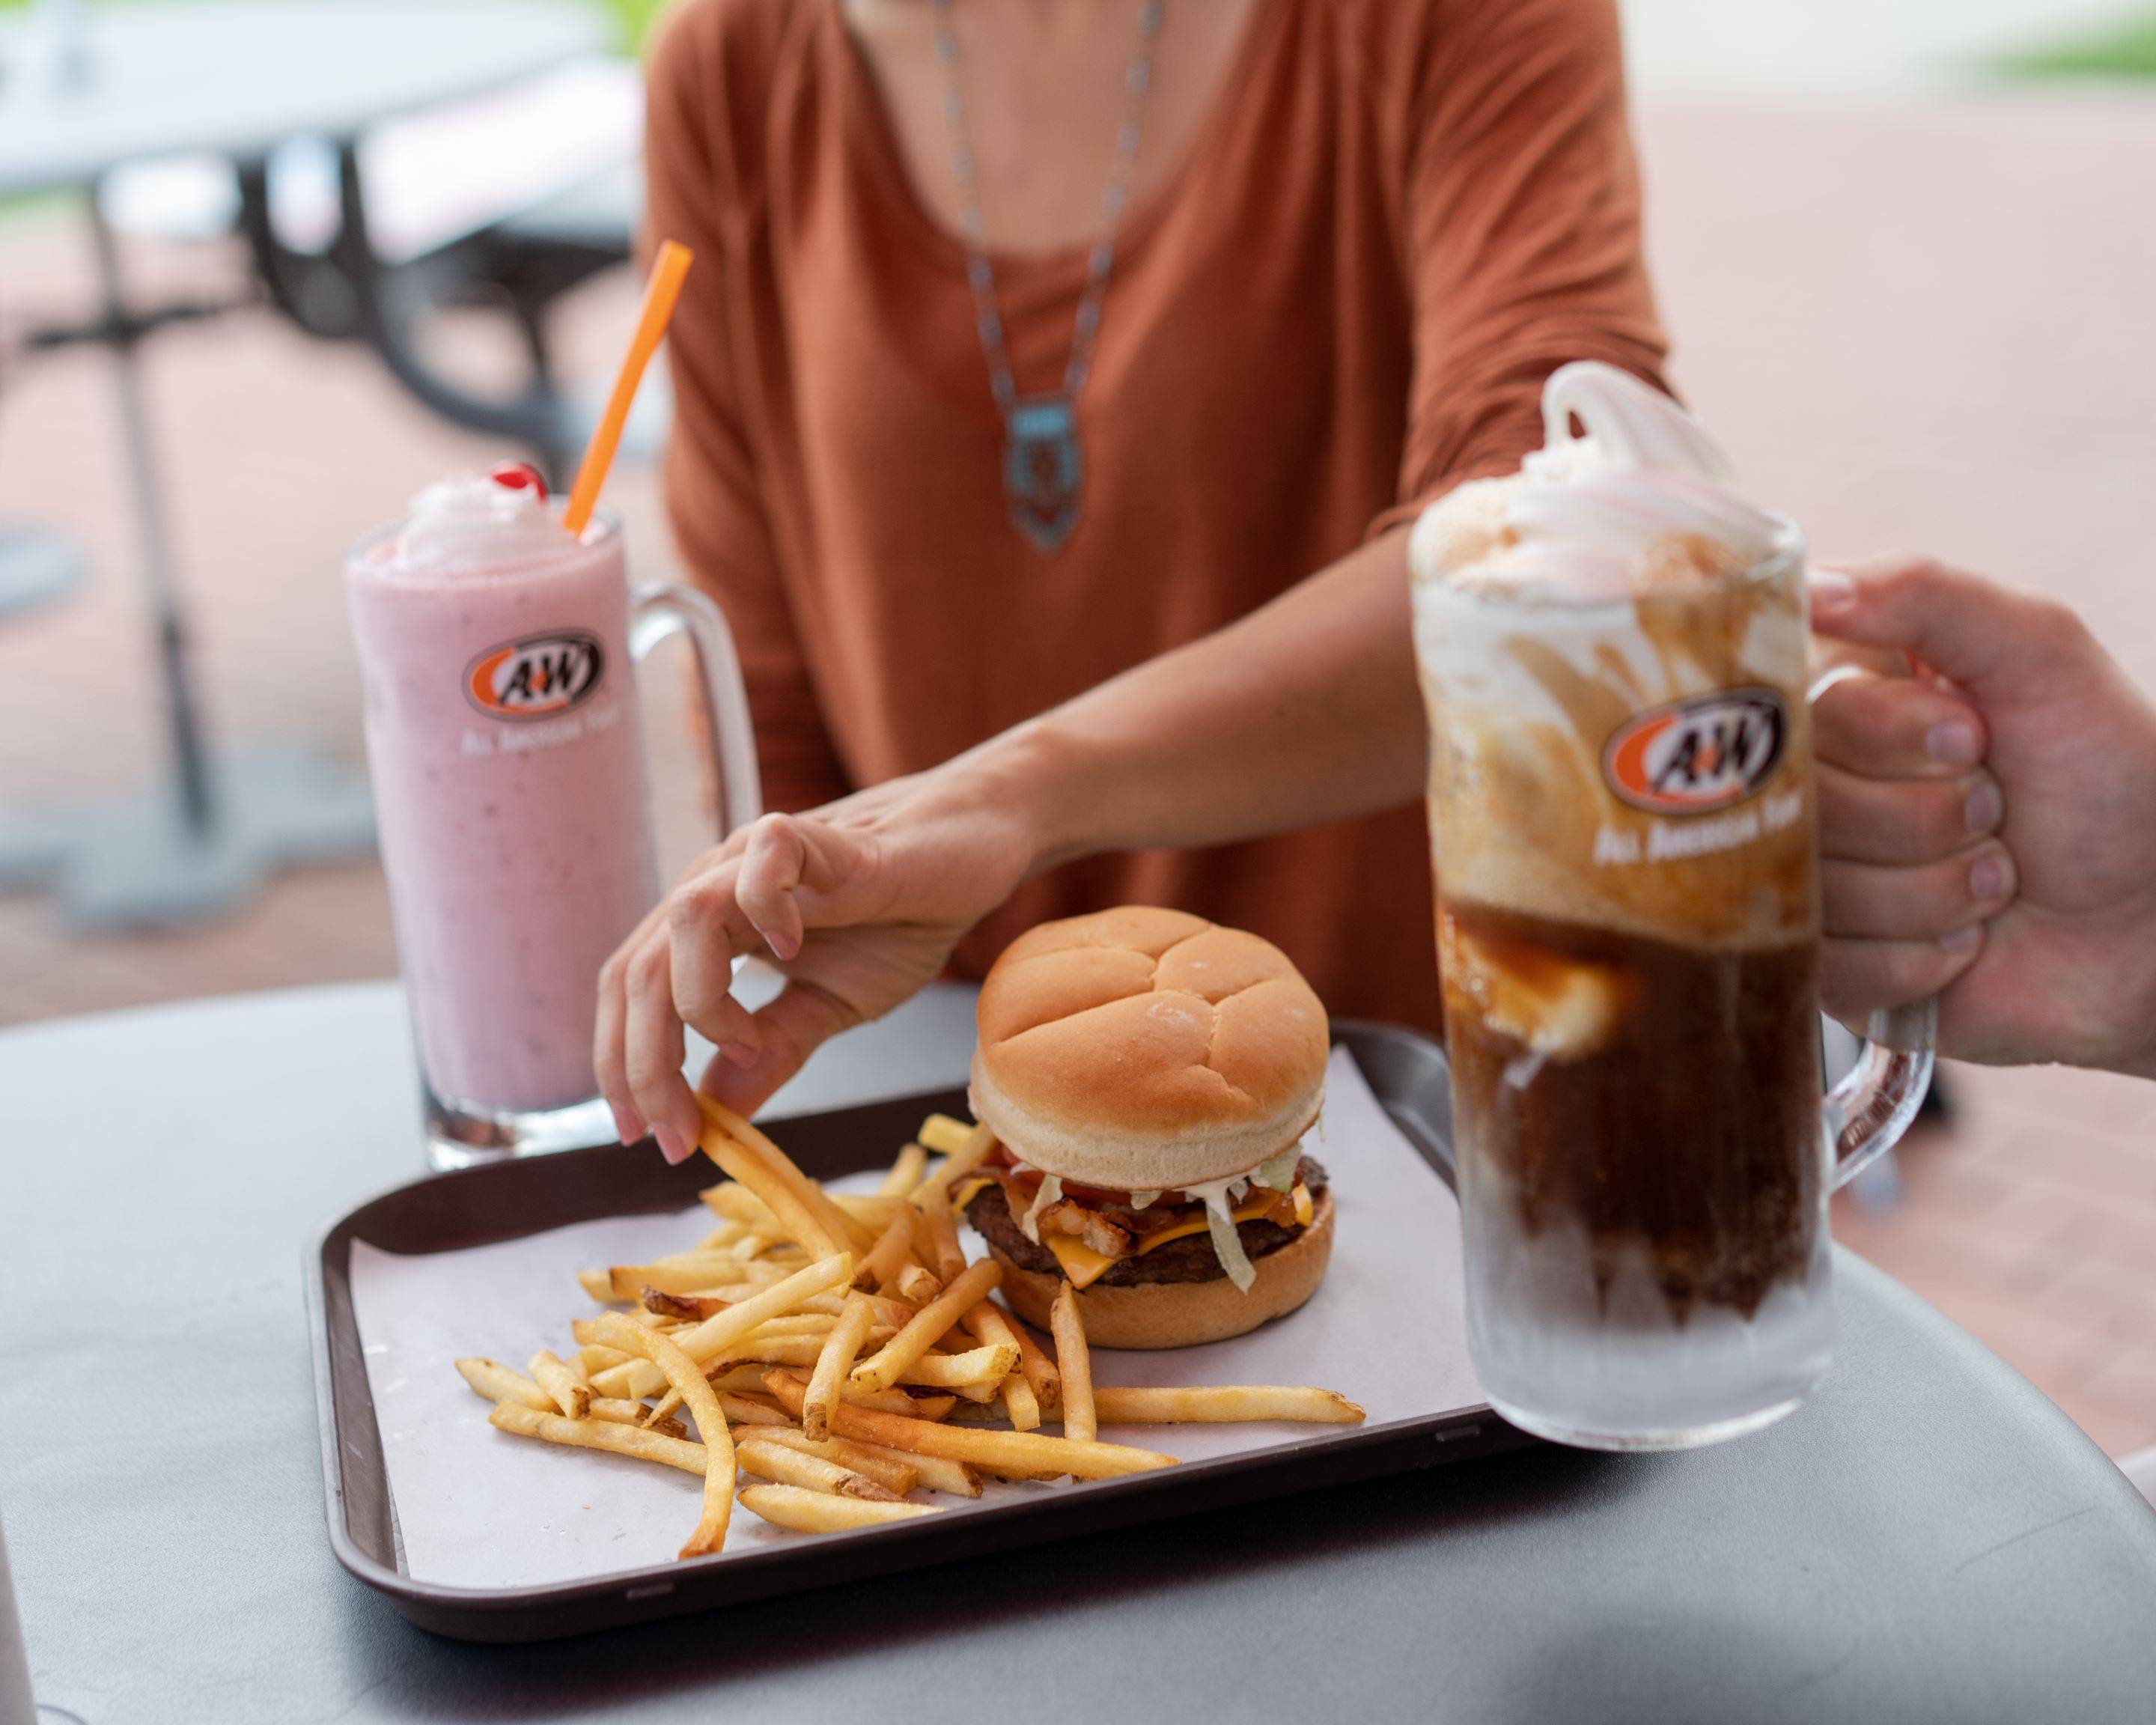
left=645, top=0, right=1667, bottom=1035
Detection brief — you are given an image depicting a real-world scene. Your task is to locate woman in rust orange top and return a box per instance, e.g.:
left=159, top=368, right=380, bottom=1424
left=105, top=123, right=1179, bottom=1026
left=630, top=0, right=1664, bottom=1144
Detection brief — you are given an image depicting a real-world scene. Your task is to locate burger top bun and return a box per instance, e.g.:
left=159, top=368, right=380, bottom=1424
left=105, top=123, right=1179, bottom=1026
left=969, top=906, right=1329, bottom=1193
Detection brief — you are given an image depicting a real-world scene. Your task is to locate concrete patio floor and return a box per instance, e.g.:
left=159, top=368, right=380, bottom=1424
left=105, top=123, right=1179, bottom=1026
left=1, top=92, right=2152, bottom=1457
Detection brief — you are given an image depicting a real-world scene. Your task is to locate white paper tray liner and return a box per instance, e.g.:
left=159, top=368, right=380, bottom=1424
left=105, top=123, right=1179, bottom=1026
left=349, top=1045, right=1482, bottom=1588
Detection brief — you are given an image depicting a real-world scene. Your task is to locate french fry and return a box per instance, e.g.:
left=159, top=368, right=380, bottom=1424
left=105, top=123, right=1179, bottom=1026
left=707, top=1362, right=781, bottom=1394
left=915, top=1113, right=977, bottom=1156
left=895, top=1342, right=1018, bottom=1388
left=1090, top=1387, right=1366, bottom=1425
left=593, top=1396, right=685, bottom=1438
left=851, top=1261, right=1002, bottom=1393
left=840, top=1438, right=978, bottom=1498
left=857, top=1208, right=919, bottom=1292
left=745, top=1312, right=839, bottom=1338
left=695, top=1097, right=877, bottom=1254
left=853, top=1384, right=955, bottom=1419
left=736, top=1438, right=901, bottom=1501
left=763, top=1370, right=1176, bottom=1479
left=642, top=1287, right=722, bottom=1321
left=737, top=1483, right=937, bottom=1533
left=701, top=1181, right=776, bottom=1226
left=917, top=1187, right=968, bottom=1283
left=592, top=1314, right=737, bottom=1558
left=740, top=1429, right=920, bottom=1497
left=636, top=1258, right=856, bottom=1417
left=716, top=1390, right=797, bottom=1427
left=455, top=1357, right=555, bottom=1412
left=893, top=1264, right=943, bottom=1306
left=911, top=1120, right=996, bottom=1201
left=529, top=1348, right=594, bottom=1420
left=694, top=1220, right=753, bottom=1253
left=489, top=1402, right=708, bottom=1475
left=701, top=1132, right=844, bottom=1260
left=832, top=1193, right=911, bottom=1228
left=877, top=1142, right=930, bottom=1197
left=805, top=1292, right=877, bottom=1443
left=578, top=1268, right=623, bottom=1304
left=578, top=1343, right=634, bottom=1376
left=606, top=1257, right=755, bottom=1300
left=966, top=1301, right=1060, bottom=1410
left=1001, top=1369, right=1043, bottom=1432
left=1047, top=1283, right=1094, bottom=1443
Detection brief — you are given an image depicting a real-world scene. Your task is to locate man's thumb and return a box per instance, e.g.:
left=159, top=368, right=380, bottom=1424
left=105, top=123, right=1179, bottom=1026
left=1810, top=555, right=2074, bottom=705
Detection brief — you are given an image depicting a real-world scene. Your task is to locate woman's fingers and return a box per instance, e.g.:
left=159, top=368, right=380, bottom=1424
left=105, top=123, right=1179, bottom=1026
left=595, top=899, right=671, bottom=1145
left=1823, top=839, right=2016, bottom=940
left=1812, top=670, right=1986, bottom=779
left=1821, top=925, right=1986, bottom=1020
left=666, top=862, right=765, bottom=1062
left=622, top=931, right=703, bottom=1163
left=696, top=978, right=860, bottom=1118
left=1818, top=761, right=2003, bottom=867
left=734, top=815, right=874, bottom=960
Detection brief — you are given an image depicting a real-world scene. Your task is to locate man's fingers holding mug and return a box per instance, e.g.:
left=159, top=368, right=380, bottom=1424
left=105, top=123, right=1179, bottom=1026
left=1812, top=672, right=1986, bottom=779
left=1821, top=840, right=2016, bottom=941
left=1818, top=761, right=2003, bottom=866
left=1821, top=927, right=1986, bottom=1021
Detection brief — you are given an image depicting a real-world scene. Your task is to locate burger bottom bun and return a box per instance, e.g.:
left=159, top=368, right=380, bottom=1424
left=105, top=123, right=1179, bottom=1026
left=987, top=1189, right=1335, bottom=1350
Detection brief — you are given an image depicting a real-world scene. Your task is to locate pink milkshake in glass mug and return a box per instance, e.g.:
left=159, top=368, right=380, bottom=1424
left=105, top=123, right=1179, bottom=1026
left=346, top=467, right=761, bottom=1168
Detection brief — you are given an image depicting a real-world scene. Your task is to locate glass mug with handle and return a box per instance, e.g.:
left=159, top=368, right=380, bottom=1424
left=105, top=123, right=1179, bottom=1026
left=346, top=469, right=762, bottom=1169
left=1408, top=365, right=1932, bottom=1449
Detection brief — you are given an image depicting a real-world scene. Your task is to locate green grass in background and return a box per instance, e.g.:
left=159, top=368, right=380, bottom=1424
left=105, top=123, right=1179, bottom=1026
left=1997, top=10, right=2156, bottom=79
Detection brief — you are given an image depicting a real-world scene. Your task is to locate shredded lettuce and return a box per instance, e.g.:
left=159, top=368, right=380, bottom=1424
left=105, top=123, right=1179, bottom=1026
left=1204, top=1194, right=1258, bottom=1292
left=1253, top=1143, right=1301, bottom=1193
left=1019, top=1174, right=1063, bottom=1245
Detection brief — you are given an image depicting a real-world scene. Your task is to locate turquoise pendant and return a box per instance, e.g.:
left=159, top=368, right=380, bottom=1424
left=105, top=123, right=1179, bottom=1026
left=1002, top=394, right=1082, bottom=553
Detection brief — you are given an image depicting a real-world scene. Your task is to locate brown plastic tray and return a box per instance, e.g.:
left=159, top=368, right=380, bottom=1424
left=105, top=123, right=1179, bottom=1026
left=308, top=1020, right=1526, bottom=1641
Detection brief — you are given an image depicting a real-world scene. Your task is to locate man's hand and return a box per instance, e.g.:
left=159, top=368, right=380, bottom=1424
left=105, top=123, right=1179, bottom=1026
left=1812, top=555, right=2156, bottom=1076
left=594, top=760, right=1040, bottom=1160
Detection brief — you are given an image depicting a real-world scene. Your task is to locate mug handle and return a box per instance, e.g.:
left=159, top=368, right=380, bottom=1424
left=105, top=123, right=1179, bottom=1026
left=1808, top=661, right=1937, bottom=1189
left=629, top=582, right=764, bottom=841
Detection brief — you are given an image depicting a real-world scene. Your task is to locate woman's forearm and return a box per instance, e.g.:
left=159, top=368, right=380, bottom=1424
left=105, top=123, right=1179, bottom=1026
left=963, top=527, right=1426, bottom=874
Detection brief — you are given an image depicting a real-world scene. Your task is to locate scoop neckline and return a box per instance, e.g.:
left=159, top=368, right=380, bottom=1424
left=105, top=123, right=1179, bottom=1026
left=829, top=0, right=1285, bottom=279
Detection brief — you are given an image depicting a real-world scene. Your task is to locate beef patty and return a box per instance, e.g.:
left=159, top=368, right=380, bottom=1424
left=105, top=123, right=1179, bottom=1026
left=963, top=1157, right=1330, bottom=1288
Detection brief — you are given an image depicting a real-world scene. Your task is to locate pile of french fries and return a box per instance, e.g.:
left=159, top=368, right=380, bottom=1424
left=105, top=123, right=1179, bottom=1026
left=457, top=1099, right=1364, bottom=1560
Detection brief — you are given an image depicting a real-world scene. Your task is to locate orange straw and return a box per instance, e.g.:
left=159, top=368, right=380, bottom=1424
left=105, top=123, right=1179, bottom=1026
left=561, top=240, right=695, bottom=536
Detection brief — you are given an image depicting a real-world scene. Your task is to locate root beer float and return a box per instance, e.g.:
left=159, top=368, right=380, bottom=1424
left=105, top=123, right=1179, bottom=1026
left=1409, top=364, right=1932, bottom=1449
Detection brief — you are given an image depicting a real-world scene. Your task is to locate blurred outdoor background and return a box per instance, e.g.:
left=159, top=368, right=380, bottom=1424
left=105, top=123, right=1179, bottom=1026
left=1, top=0, right=2152, bottom=1461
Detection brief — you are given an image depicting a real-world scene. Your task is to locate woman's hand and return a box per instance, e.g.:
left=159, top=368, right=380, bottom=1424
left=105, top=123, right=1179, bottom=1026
left=595, top=753, right=1045, bottom=1160
left=1812, top=555, right=2156, bottom=1076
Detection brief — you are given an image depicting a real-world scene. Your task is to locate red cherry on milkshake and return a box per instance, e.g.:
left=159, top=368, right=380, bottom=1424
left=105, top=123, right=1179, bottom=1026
left=487, top=461, right=549, bottom=500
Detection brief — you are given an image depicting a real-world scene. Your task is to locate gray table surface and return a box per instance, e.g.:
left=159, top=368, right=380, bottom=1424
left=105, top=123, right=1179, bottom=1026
left=0, top=0, right=608, bottom=196
left=4, top=981, right=2155, bottom=1724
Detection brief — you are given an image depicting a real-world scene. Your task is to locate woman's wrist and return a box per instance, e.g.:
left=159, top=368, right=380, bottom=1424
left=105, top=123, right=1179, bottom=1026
left=937, top=717, right=1103, bottom=883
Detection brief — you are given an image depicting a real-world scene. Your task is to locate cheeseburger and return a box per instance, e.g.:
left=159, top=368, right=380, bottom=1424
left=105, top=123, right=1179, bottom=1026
left=960, top=906, right=1335, bottom=1349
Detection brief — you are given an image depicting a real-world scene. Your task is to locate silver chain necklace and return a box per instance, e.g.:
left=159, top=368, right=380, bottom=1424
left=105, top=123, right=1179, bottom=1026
left=930, top=0, right=1165, bottom=553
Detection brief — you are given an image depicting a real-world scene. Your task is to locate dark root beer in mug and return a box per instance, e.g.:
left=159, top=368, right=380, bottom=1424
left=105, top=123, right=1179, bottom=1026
left=1413, top=513, right=1930, bottom=1450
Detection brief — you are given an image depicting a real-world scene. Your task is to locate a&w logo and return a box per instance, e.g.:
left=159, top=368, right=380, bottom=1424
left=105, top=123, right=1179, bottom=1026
left=1602, top=687, right=1788, bottom=816
left=464, top=630, right=606, bottom=720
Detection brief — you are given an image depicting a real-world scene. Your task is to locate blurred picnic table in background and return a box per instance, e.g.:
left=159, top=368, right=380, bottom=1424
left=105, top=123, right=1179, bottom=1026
left=1, top=0, right=2152, bottom=1467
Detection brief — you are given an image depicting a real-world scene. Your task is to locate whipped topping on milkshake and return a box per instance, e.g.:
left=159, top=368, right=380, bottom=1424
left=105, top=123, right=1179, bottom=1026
left=1409, top=362, right=1784, bottom=601
left=381, top=472, right=585, bottom=578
